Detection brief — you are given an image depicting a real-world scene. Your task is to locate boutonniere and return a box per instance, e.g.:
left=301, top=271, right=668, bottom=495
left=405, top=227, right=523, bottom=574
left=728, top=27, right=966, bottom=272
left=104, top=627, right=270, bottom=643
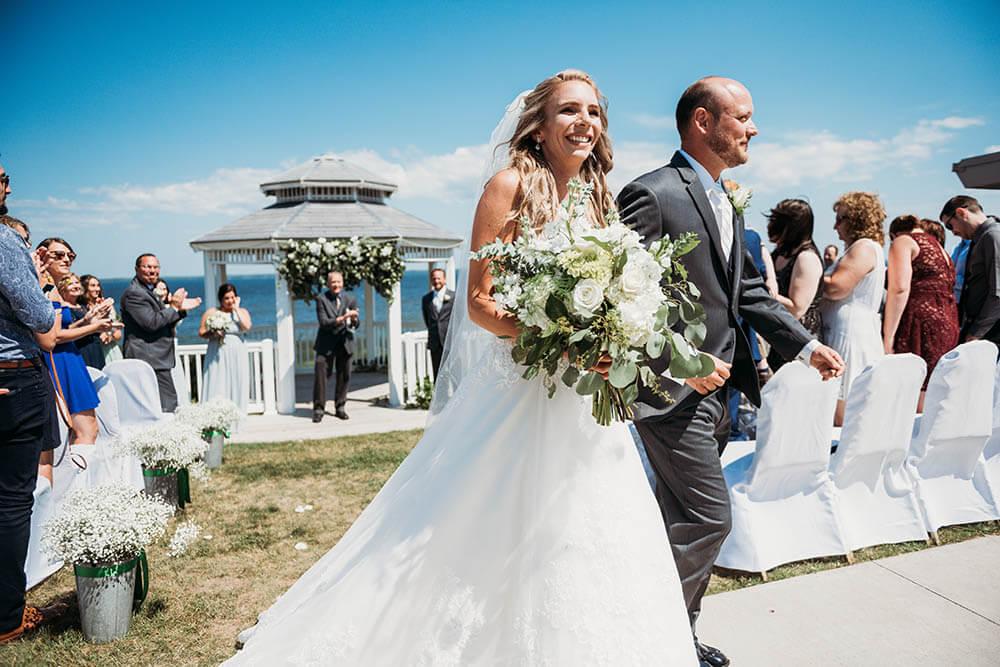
left=723, top=180, right=753, bottom=215
left=442, top=294, right=452, bottom=302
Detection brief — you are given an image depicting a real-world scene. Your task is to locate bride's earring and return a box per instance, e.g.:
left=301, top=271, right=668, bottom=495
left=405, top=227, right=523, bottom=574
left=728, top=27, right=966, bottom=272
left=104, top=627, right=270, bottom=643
left=535, top=139, right=541, bottom=151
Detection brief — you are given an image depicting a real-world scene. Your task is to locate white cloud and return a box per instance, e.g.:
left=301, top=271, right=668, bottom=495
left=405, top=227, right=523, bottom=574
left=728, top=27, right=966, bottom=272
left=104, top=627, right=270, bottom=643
left=340, top=145, right=488, bottom=203
left=629, top=113, right=676, bottom=131
left=986, top=145, right=1000, bottom=154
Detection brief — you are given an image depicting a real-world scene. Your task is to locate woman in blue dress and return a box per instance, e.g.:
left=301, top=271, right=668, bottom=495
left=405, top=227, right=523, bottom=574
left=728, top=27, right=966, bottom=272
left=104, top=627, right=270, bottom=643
left=199, top=282, right=251, bottom=415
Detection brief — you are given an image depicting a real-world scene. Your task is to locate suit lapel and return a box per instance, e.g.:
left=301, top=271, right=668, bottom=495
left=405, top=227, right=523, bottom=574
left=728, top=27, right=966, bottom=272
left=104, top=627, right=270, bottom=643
left=673, top=153, right=731, bottom=290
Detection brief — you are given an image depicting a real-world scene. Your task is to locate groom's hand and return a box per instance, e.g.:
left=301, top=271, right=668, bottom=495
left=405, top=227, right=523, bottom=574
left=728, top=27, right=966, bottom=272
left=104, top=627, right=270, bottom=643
left=685, top=353, right=731, bottom=395
left=809, top=345, right=845, bottom=381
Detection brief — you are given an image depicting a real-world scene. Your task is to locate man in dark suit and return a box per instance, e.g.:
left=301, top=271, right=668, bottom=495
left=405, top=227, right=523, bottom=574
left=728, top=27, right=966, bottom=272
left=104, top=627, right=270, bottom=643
left=120, top=253, right=201, bottom=412
left=313, top=270, right=358, bottom=422
left=618, top=77, right=843, bottom=667
left=421, top=267, right=455, bottom=378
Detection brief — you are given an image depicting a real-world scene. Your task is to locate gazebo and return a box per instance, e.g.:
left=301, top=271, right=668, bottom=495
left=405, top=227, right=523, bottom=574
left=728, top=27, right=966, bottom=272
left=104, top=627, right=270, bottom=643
left=189, top=154, right=463, bottom=413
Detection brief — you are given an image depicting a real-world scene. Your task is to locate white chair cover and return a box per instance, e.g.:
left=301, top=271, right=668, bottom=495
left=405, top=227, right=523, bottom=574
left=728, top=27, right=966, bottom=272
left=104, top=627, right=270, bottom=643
left=25, top=477, right=61, bottom=589
left=906, top=341, right=1000, bottom=533
left=829, top=354, right=928, bottom=550
left=87, top=367, right=121, bottom=442
left=103, top=359, right=170, bottom=427
left=717, top=363, right=845, bottom=573
left=982, top=361, right=1000, bottom=489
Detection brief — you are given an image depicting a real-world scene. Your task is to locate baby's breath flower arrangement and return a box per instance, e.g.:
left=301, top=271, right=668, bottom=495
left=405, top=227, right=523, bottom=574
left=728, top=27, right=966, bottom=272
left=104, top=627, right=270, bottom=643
left=175, top=399, right=242, bottom=438
left=167, top=521, right=201, bottom=558
left=43, top=485, right=173, bottom=566
left=115, top=421, right=208, bottom=472
left=472, top=179, right=713, bottom=425
left=275, top=236, right=404, bottom=302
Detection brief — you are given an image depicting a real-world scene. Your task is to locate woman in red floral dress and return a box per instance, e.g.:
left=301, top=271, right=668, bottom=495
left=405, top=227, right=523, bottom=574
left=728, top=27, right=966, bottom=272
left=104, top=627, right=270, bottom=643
left=883, top=215, right=960, bottom=411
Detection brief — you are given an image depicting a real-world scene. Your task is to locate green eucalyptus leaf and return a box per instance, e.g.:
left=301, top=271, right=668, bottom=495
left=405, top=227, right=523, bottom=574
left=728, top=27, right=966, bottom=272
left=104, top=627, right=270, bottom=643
left=561, top=365, right=581, bottom=387
left=645, top=332, right=667, bottom=358
left=621, top=381, right=639, bottom=406
left=609, top=359, right=638, bottom=389
left=669, top=351, right=703, bottom=378
left=568, top=328, right=591, bottom=344
left=684, top=321, right=707, bottom=348
left=670, top=331, right=694, bottom=360
left=575, top=370, right=604, bottom=396
left=522, top=365, right=540, bottom=381
left=698, top=353, right=717, bottom=377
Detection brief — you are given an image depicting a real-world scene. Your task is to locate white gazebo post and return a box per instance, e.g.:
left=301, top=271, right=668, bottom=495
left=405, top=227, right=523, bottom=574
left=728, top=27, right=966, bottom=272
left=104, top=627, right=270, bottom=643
left=364, top=282, right=374, bottom=361
left=202, top=252, right=222, bottom=306
left=274, top=272, right=297, bottom=414
left=387, top=280, right=404, bottom=407
left=445, top=252, right=457, bottom=291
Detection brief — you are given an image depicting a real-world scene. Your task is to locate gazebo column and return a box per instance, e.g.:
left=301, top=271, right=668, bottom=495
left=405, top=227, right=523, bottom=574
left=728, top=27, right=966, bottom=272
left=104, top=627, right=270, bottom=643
left=446, top=253, right=457, bottom=291
left=274, top=273, right=297, bottom=414
left=387, top=281, right=404, bottom=407
left=364, top=282, right=374, bottom=364
left=202, top=254, right=221, bottom=306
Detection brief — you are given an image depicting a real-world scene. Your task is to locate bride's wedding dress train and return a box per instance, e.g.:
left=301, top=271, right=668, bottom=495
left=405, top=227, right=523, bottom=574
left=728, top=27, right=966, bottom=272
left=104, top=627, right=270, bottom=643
left=224, top=339, right=696, bottom=665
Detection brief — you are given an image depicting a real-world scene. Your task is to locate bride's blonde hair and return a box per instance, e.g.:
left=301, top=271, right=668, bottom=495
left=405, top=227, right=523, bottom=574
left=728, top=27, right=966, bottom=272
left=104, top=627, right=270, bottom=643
left=504, top=70, right=615, bottom=228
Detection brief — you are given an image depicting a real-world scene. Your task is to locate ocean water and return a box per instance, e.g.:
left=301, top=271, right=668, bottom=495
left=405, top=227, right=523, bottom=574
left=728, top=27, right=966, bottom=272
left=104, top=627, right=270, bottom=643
left=100, top=272, right=448, bottom=344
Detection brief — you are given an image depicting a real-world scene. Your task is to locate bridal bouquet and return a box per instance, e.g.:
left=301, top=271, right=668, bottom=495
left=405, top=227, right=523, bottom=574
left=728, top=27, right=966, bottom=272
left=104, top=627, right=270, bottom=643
left=472, top=179, right=713, bottom=425
left=204, top=311, right=232, bottom=344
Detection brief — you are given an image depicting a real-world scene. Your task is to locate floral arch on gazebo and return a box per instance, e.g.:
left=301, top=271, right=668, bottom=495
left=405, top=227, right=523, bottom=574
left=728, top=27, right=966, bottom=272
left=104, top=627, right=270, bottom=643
left=189, top=154, right=463, bottom=413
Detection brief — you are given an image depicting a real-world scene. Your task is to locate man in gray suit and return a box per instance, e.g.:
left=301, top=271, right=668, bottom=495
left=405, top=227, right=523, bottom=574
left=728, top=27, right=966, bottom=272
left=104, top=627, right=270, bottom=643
left=120, top=253, right=201, bottom=412
left=421, top=267, right=455, bottom=378
left=313, top=270, right=358, bottom=423
left=618, top=77, right=843, bottom=667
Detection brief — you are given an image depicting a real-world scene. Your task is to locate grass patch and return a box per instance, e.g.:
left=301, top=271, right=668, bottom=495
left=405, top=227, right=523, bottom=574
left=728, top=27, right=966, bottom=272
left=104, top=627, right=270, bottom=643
left=3, top=424, right=995, bottom=665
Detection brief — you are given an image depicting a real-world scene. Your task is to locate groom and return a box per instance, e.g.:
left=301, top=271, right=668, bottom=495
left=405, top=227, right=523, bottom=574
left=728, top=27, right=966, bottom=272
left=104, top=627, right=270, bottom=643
left=619, top=77, right=843, bottom=667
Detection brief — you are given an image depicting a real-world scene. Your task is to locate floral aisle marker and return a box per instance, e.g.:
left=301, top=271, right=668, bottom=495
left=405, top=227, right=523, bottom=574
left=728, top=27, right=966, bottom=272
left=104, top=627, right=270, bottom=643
left=115, top=421, right=209, bottom=510
left=175, top=399, right=242, bottom=469
left=275, top=236, right=404, bottom=302
left=43, top=484, right=173, bottom=643
left=472, top=178, right=711, bottom=425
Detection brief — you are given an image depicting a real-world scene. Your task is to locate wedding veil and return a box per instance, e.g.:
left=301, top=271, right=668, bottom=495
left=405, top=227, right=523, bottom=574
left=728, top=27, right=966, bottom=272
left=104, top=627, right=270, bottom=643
left=427, top=90, right=531, bottom=421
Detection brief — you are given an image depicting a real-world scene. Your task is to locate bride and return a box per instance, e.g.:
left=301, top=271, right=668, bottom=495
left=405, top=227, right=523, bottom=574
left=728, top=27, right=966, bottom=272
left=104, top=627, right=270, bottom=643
left=223, top=70, right=697, bottom=666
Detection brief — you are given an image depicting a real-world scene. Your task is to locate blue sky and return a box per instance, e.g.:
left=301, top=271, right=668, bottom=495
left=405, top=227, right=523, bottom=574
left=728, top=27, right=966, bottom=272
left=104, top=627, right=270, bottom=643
left=5, top=1, right=999, bottom=278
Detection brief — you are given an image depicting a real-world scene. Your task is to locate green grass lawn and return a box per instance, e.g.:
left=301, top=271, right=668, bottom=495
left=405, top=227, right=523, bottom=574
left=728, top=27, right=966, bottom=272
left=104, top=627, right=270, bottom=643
left=4, top=430, right=997, bottom=665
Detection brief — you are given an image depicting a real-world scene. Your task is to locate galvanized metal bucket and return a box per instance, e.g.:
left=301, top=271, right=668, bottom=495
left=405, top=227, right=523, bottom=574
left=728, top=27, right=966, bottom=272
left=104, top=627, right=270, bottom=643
left=204, top=431, right=225, bottom=469
left=74, top=552, right=148, bottom=643
left=142, top=468, right=179, bottom=509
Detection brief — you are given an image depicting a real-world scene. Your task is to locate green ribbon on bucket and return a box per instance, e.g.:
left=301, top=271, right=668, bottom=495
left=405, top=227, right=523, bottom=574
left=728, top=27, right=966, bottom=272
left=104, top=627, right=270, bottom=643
left=73, top=549, right=149, bottom=611
left=177, top=467, right=191, bottom=509
left=203, top=428, right=230, bottom=439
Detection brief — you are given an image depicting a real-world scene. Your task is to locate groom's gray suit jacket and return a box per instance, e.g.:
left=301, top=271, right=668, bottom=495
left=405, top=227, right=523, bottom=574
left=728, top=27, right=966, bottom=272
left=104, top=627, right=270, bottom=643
left=618, top=151, right=812, bottom=420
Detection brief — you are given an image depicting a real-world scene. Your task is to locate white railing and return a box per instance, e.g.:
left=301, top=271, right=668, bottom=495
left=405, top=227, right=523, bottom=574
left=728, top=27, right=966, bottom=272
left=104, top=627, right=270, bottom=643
left=401, top=331, right=434, bottom=402
left=246, top=321, right=425, bottom=371
left=176, top=339, right=277, bottom=415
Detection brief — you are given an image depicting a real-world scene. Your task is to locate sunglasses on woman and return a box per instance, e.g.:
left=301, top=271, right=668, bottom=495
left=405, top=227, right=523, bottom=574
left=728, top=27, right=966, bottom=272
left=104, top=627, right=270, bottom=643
left=48, top=249, right=77, bottom=262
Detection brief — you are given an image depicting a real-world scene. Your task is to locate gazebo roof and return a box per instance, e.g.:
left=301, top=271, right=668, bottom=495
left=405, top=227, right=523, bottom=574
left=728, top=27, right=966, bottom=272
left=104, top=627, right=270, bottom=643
left=190, top=154, right=463, bottom=250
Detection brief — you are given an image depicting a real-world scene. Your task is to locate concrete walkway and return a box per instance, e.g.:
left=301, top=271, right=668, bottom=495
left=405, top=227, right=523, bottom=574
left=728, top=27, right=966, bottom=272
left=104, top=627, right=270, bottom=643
left=231, top=372, right=428, bottom=443
left=699, top=535, right=1000, bottom=666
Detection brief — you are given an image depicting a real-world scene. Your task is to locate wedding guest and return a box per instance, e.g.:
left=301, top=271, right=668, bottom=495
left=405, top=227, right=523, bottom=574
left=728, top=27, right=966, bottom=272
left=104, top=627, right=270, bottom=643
left=154, top=279, right=170, bottom=305
left=1, top=214, right=28, bottom=240
left=58, top=274, right=105, bottom=370
left=121, top=253, right=201, bottom=412
left=940, top=195, right=1000, bottom=346
left=312, top=270, right=358, bottom=422
left=882, top=215, right=958, bottom=410
left=0, top=218, right=64, bottom=645
left=951, top=238, right=972, bottom=304
left=823, top=244, right=839, bottom=269
left=45, top=272, right=117, bottom=444
left=821, top=192, right=887, bottom=426
left=80, top=274, right=123, bottom=364
left=421, top=268, right=454, bottom=378
left=199, top=283, right=251, bottom=415
left=35, top=237, right=76, bottom=293
left=0, top=162, right=9, bottom=216
left=765, top=198, right=824, bottom=372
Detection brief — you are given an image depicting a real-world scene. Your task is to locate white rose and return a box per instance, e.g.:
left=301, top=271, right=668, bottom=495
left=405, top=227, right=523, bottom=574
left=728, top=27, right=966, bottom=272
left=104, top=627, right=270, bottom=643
left=323, top=242, right=337, bottom=256
left=307, top=242, right=321, bottom=256
left=571, top=278, right=604, bottom=319
left=619, top=262, right=648, bottom=297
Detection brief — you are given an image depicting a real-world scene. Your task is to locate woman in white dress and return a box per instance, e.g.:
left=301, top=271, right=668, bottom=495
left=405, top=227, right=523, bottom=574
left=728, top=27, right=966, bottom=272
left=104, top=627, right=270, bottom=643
left=223, top=70, right=696, bottom=666
left=820, top=191, right=887, bottom=426
left=199, top=282, right=251, bottom=415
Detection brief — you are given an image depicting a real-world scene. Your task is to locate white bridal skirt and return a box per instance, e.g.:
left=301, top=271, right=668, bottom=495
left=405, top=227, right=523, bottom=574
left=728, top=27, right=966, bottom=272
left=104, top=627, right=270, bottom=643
left=224, top=340, right=696, bottom=666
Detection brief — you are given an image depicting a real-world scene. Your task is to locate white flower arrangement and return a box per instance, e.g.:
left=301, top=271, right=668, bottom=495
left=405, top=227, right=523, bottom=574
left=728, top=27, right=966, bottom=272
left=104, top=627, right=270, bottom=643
left=275, top=236, right=404, bottom=303
left=174, top=399, right=242, bottom=437
left=115, top=420, right=208, bottom=471
left=723, top=180, right=753, bottom=215
left=167, top=521, right=201, bottom=558
left=472, top=178, right=710, bottom=425
left=204, top=310, right=232, bottom=344
left=43, top=484, right=173, bottom=565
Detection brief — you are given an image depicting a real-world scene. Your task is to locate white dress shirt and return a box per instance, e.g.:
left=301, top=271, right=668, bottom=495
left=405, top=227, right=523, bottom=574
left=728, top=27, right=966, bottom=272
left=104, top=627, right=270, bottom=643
left=432, top=288, right=446, bottom=313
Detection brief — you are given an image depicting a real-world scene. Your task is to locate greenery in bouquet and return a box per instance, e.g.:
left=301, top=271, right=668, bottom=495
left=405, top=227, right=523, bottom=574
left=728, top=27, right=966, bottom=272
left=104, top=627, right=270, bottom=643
left=175, top=399, right=242, bottom=438
left=204, top=310, right=232, bottom=344
left=275, top=236, right=404, bottom=302
left=472, top=179, right=713, bottom=425
left=115, top=420, right=208, bottom=473
left=43, top=484, right=173, bottom=565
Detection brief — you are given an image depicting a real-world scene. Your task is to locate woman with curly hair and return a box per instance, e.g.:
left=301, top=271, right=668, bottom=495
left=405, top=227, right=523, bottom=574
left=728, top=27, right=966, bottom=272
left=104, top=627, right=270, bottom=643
left=821, top=191, right=887, bottom=425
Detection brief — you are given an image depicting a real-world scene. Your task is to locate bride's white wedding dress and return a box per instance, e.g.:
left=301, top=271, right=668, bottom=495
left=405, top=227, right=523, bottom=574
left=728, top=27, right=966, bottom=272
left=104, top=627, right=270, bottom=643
left=224, top=337, right=696, bottom=665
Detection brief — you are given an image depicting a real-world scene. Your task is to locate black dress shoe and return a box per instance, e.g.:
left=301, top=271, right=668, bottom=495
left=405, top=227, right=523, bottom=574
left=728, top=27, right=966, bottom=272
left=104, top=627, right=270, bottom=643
left=696, top=640, right=730, bottom=667
left=312, top=410, right=323, bottom=423
left=335, top=409, right=349, bottom=420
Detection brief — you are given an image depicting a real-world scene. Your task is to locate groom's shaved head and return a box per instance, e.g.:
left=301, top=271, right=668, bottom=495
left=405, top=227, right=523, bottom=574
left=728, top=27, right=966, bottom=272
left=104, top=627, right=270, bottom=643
left=676, top=77, right=747, bottom=137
